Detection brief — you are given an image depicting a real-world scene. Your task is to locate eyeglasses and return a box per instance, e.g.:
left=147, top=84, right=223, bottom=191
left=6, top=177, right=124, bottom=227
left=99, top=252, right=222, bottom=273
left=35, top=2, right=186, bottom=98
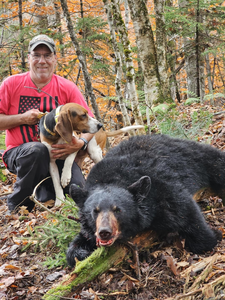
left=29, top=53, right=54, bottom=61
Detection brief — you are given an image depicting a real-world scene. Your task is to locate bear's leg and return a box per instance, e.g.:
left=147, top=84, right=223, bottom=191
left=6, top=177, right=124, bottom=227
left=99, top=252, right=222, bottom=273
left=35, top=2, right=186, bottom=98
left=180, top=201, right=222, bottom=253
left=66, top=233, right=96, bottom=267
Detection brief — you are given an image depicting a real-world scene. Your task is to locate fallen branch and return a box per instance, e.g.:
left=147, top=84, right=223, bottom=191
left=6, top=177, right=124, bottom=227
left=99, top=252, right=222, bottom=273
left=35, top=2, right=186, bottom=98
left=0, top=192, right=12, bottom=197
left=29, top=177, right=58, bottom=216
left=43, top=230, right=159, bottom=300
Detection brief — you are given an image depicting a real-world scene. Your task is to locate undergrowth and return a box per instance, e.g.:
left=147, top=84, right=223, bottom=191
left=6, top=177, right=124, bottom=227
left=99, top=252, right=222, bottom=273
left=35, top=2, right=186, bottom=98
left=25, top=196, right=80, bottom=268
left=152, top=106, right=213, bottom=141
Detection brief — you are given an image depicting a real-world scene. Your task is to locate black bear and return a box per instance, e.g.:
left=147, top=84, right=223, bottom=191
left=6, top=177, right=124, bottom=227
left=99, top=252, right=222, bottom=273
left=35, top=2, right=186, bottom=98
left=67, top=134, right=223, bottom=267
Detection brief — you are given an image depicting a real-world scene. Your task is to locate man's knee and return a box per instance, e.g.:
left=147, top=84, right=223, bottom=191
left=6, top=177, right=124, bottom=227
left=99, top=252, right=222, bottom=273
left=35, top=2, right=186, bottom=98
left=21, top=143, right=50, bottom=163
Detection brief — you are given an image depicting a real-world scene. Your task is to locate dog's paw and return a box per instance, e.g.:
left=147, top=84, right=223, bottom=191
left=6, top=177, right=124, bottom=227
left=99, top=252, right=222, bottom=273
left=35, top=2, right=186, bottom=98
left=55, top=190, right=65, bottom=206
left=61, top=169, right=71, bottom=188
left=55, top=198, right=62, bottom=206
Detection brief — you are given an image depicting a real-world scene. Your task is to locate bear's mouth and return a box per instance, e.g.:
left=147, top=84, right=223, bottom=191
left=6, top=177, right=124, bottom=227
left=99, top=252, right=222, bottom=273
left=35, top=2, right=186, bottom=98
left=96, top=237, right=115, bottom=246
left=96, top=231, right=120, bottom=247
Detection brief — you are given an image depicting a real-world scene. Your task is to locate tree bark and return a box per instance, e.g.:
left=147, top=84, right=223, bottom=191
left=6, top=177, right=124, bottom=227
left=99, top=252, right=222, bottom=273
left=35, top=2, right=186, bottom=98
left=103, top=0, right=132, bottom=129
left=154, top=0, right=171, bottom=100
left=110, top=0, right=145, bottom=132
left=179, top=0, right=205, bottom=101
left=205, top=53, right=214, bottom=104
left=34, top=0, right=49, bottom=29
left=18, top=0, right=26, bottom=71
left=127, top=0, right=163, bottom=107
left=60, top=0, right=102, bottom=122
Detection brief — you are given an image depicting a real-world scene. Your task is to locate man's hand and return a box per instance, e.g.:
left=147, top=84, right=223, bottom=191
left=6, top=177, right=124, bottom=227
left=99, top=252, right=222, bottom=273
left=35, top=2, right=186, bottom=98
left=51, top=136, right=84, bottom=159
left=22, top=109, right=41, bottom=125
left=0, top=109, right=41, bottom=131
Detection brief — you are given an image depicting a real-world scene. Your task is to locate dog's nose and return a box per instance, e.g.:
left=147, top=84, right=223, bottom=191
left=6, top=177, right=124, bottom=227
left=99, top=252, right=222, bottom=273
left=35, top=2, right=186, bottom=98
left=97, top=123, right=103, bottom=130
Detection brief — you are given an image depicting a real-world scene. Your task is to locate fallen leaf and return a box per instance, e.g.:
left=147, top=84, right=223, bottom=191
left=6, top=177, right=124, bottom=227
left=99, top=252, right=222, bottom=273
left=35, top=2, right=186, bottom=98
left=18, top=206, right=29, bottom=216
left=4, top=265, right=21, bottom=271
left=0, top=276, right=15, bottom=288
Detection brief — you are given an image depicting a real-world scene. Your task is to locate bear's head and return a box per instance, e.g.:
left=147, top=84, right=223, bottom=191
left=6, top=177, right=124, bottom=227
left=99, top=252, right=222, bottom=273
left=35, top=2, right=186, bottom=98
left=70, top=176, right=152, bottom=247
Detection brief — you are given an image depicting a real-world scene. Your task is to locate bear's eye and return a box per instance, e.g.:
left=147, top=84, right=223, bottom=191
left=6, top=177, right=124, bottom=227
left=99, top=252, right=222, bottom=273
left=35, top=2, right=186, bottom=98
left=113, top=206, right=121, bottom=213
left=93, top=207, right=100, bottom=214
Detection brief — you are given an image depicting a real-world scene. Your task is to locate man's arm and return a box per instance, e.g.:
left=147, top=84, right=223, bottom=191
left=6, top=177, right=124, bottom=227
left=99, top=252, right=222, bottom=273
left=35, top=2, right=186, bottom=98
left=0, top=110, right=41, bottom=130
left=51, top=133, right=94, bottom=159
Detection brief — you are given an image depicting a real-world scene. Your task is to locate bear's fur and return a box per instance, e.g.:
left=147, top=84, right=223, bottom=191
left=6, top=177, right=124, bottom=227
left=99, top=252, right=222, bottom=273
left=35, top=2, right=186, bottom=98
left=67, top=134, right=223, bottom=267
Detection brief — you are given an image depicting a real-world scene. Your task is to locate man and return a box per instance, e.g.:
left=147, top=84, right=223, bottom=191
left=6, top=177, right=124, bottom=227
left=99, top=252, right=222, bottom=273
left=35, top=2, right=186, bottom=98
left=0, top=34, right=94, bottom=213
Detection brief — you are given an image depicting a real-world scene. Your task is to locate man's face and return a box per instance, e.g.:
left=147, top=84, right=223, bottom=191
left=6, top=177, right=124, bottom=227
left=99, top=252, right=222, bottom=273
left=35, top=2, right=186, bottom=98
left=28, top=44, right=57, bottom=83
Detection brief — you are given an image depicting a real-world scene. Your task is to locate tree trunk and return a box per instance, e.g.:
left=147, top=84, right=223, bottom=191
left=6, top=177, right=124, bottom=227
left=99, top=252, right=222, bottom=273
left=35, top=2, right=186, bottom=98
left=127, top=0, right=163, bottom=107
left=60, top=0, right=102, bottom=122
left=205, top=53, right=213, bottom=104
left=18, top=0, right=26, bottom=71
left=110, top=0, right=145, bottom=132
left=179, top=0, right=205, bottom=101
left=103, top=0, right=132, bottom=129
left=154, top=0, right=171, bottom=101
left=54, top=2, right=64, bottom=58
left=34, top=0, right=49, bottom=29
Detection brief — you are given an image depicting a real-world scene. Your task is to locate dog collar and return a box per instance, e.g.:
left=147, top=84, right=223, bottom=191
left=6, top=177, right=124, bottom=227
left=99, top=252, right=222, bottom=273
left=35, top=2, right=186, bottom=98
left=54, top=105, right=62, bottom=123
left=44, top=116, right=56, bottom=136
left=43, top=105, right=63, bottom=136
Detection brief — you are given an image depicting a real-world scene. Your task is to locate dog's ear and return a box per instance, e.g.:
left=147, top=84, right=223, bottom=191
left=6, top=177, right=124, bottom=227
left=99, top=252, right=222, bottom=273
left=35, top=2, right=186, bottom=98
left=128, top=176, right=151, bottom=202
left=69, top=184, right=88, bottom=209
left=55, top=111, right=73, bottom=143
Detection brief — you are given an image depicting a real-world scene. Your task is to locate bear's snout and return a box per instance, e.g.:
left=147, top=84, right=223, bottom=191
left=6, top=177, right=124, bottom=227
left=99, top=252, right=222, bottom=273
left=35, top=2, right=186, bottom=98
left=95, top=211, right=120, bottom=247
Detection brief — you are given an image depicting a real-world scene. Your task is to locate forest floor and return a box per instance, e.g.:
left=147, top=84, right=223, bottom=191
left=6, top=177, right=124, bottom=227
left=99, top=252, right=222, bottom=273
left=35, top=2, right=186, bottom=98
left=0, top=101, right=225, bottom=300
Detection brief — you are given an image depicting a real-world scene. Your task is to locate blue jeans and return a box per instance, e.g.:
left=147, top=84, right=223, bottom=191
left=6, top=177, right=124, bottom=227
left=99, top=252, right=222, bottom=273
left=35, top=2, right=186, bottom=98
left=3, top=142, right=85, bottom=212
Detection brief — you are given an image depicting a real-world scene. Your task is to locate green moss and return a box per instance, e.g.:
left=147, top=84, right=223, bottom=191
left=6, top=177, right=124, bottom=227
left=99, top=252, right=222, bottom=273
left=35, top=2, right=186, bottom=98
left=124, top=49, right=132, bottom=57
left=126, top=71, right=133, bottom=81
left=43, top=245, right=126, bottom=300
left=0, top=167, right=7, bottom=182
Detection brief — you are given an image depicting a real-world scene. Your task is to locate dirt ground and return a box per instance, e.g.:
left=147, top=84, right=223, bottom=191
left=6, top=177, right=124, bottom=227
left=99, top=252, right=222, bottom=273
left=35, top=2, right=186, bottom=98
left=0, top=102, right=225, bottom=300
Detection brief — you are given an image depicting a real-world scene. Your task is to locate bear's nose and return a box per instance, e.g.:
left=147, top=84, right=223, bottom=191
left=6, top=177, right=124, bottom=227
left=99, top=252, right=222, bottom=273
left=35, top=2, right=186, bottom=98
left=99, top=228, right=112, bottom=240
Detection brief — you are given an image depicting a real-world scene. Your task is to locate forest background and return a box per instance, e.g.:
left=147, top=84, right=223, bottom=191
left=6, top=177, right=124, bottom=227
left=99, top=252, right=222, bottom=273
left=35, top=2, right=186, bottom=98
left=1, top=1, right=225, bottom=299
left=1, top=0, right=225, bottom=134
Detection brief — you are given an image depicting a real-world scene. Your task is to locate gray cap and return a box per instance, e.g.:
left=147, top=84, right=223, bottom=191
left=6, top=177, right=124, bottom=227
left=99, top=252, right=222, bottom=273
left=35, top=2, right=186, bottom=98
left=28, top=34, right=56, bottom=53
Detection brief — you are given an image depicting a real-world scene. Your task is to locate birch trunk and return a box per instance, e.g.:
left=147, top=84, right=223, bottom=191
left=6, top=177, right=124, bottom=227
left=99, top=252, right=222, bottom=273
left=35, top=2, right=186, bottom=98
left=103, top=0, right=132, bottom=128
left=127, top=0, right=162, bottom=106
left=154, top=0, right=171, bottom=100
left=60, top=0, right=102, bottom=122
left=110, top=0, right=145, bottom=131
left=205, top=53, right=214, bottom=105
left=167, top=37, right=181, bottom=102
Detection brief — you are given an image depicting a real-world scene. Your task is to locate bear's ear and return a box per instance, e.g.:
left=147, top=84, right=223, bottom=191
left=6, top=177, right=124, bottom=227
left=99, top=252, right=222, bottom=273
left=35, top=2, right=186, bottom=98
left=127, top=176, right=151, bottom=202
left=69, top=184, right=88, bottom=209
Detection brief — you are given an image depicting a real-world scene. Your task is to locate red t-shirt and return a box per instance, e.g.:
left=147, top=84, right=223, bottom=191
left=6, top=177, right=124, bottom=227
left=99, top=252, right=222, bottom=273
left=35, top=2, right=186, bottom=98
left=0, top=72, right=94, bottom=160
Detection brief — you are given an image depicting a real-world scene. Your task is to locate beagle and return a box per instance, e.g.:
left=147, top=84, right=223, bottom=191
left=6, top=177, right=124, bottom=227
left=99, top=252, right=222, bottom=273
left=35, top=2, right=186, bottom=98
left=39, top=103, right=102, bottom=206
left=39, top=103, right=144, bottom=206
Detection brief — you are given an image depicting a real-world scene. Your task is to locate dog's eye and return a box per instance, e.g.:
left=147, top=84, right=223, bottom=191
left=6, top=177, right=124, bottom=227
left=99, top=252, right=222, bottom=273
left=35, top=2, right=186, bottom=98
left=81, top=113, right=87, bottom=119
left=113, top=206, right=121, bottom=213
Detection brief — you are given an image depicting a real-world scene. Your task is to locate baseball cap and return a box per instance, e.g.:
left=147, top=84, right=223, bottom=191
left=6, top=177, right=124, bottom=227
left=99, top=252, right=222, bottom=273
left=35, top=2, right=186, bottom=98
left=28, top=34, right=56, bottom=53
